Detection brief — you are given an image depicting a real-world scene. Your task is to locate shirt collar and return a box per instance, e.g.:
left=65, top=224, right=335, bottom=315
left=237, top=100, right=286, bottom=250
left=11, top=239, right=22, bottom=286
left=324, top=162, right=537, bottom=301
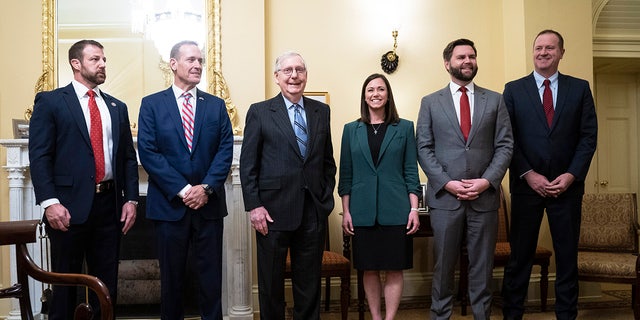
left=283, top=96, right=305, bottom=110
left=533, top=71, right=559, bottom=88
left=172, top=85, right=197, bottom=100
left=72, top=80, right=101, bottom=99
left=449, top=81, right=475, bottom=95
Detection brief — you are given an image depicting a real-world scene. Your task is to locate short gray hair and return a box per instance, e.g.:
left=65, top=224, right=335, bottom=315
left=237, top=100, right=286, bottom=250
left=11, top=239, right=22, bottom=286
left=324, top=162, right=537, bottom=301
left=170, top=40, right=200, bottom=59
left=274, top=51, right=306, bottom=73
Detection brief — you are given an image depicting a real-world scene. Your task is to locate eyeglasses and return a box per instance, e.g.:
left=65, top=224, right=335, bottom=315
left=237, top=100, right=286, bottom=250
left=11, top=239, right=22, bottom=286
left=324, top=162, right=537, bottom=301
left=278, top=67, right=307, bottom=76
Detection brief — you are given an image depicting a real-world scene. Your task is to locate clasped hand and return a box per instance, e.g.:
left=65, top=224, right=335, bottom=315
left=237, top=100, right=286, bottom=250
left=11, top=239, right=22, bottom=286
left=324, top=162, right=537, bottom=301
left=524, top=171, right=575, bottom=198
left=446, top=178, right=490, bottom=200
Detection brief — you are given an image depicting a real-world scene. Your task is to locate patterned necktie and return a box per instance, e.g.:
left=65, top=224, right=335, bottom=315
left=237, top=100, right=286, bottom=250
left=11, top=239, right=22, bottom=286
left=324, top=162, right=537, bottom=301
left=181, top=92, right=194, bottom=151
left=88, top=90, right=105, bottom=183
left=293, top=104, right=308, bottom=159
left=459, top=86, right=471, bottom=141
left=543, top=79, right=554, bottom=127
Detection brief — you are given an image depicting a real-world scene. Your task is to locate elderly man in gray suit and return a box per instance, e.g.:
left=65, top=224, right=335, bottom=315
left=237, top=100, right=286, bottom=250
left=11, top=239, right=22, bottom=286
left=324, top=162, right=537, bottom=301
left=416, top=38, right=513, bottom=320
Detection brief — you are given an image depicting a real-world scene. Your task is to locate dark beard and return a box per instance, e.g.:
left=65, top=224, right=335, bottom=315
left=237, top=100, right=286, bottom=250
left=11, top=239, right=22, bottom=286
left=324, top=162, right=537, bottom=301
left=82, top=70, right=106, bottom=86
left=449, top=65, right=478, bottom=82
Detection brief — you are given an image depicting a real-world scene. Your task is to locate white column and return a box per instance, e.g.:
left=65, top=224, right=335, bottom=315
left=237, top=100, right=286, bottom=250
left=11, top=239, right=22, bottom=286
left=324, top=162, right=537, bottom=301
left=0, top=139, right=44, bottom=319
left=224, top=136, right=253, bottom=319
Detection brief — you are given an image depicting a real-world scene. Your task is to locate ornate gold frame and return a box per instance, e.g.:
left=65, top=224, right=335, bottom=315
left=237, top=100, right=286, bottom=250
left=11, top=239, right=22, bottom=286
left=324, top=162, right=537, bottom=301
left=35, top=0, right=241, bottom=134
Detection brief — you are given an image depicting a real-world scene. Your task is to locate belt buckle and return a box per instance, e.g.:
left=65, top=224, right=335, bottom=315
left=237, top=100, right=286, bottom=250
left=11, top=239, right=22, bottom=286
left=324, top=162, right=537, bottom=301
left=96, top=181, right=111, bottom=194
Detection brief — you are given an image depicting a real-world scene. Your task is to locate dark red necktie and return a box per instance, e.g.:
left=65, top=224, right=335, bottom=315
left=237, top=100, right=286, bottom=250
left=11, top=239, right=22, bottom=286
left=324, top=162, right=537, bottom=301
left=543, top=79, right=554, bottom=127
left=459, top=86, right=471, bottom=141
left=88, top=90, right=105, bottom=183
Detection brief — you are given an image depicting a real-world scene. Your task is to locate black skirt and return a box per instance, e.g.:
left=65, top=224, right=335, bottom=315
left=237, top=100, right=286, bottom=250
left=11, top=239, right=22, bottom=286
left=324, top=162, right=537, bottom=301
left=352, top=224, right=413, bottom=270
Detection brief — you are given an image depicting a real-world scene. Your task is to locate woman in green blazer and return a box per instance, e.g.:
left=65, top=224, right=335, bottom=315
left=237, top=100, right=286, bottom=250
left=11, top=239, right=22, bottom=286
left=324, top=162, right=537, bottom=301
left=338, top=73, right=421, bottom=320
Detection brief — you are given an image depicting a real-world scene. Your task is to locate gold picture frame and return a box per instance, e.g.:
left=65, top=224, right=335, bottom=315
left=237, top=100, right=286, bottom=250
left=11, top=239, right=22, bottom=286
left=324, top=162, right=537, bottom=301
left=12, top=119, right=30, bottom=139
left=304, top=92, right=330, bottom=105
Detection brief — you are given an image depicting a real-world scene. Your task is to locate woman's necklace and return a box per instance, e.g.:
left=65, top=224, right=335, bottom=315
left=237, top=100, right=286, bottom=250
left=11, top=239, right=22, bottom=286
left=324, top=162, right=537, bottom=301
left=371, top=122, right=383, bottom=135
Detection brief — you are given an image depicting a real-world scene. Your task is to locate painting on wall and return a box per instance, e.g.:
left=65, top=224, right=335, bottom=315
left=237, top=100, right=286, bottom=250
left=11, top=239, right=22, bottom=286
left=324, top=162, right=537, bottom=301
left=304, top=92, right=330, bottom=105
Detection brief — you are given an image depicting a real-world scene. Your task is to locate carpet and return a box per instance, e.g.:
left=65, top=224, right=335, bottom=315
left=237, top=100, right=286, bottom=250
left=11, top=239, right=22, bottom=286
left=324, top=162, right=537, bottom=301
left=314, top=290, right=632, bottom=315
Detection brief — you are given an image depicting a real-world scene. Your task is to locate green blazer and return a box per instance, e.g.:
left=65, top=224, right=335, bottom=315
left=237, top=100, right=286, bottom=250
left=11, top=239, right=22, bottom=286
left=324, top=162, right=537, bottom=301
left=338, top=118, right=420, bottom=226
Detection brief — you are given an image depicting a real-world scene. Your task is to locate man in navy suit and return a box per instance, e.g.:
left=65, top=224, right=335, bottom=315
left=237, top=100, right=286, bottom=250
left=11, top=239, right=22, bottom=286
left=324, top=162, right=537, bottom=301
left=29, top=39, right=139, bottom=319
left=137, top=40, right=233, bottom=320
left=240, top=51, right=336, bottom=319
left=501, top=30, right=598, bottom=320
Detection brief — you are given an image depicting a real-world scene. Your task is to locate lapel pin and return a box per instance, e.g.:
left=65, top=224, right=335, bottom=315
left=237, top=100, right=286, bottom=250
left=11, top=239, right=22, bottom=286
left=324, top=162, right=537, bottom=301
left=111, top=102, right=117, bottom=107
left=198, top=97, right=204, bottom=100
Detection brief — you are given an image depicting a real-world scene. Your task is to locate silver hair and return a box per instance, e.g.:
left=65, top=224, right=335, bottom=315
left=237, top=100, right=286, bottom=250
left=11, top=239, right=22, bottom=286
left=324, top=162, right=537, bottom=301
left=274, top=51, right=306, bottom=73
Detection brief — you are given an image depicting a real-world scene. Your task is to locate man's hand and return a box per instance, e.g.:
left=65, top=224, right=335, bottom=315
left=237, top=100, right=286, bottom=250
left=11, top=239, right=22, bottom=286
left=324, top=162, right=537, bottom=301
left=523, top=170, right=552, bottom=197
left=250, top=206, right=274, bottom=236
left=546, top=173, right=575, bottom=198
left=45, top=203, right=71, bottom=231
left=120, top=202, right=137, bottom=234
left=183, top=185, right=209, bottom=210
left=445, top=178, right=490, bottom=200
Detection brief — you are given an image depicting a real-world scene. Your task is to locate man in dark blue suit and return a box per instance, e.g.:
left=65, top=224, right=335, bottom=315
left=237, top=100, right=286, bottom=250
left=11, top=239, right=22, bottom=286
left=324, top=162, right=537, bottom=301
left=137, top=40, right=233, bottom=320
left=29, top=39, right=139, bottom=319
left=501, top=30, right=598, bottom=320
left=240, top=52, right=336, bottom=320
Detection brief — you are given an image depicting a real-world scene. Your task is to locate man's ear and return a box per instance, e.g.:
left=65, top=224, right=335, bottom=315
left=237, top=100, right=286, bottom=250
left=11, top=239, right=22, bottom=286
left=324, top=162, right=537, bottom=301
left=70, top=59, right=81, bottom=71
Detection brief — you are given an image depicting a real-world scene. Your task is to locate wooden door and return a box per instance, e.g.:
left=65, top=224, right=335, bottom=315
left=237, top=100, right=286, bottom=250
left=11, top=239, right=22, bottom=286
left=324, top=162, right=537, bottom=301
left=593, top=73, right=639, bottom=194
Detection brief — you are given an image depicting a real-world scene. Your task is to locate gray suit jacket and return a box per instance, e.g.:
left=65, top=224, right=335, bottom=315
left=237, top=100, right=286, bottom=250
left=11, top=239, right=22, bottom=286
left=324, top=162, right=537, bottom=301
left=416, top=84, right=513, bottom=211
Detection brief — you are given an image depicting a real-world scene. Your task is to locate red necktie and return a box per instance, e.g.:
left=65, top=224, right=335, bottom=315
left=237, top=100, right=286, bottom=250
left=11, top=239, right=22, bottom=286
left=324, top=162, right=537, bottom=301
left=459, top=86, right=471, bottom=141
left=543, top=79, right=554, bottom=127
left=181, top=92, right=194, bottom=151
left=88, top=90, right=105, bottom=183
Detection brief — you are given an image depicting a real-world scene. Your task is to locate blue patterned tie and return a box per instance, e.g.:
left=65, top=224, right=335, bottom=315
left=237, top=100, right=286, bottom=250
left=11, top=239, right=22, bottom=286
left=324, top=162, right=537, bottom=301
left=293, top=104, right=307, bottom=158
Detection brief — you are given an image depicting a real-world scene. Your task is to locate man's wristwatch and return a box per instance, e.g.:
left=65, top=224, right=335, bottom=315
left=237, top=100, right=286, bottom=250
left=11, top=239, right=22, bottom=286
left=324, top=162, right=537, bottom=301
left=202, top=184, right=213, bottom=195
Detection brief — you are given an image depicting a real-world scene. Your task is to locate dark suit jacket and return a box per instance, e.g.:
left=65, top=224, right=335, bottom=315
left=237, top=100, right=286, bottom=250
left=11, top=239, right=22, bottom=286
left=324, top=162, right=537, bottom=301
left=416, top=84, right=513, bottom=212
left=29, top=83, right=139, bottom=224
left=337, top=119, right=420, bottom=226
left=240, top=93, right=337, bottom=231
left=504, top=72, right=598, bottom=196
left=137, top=87, right=234, bottom=221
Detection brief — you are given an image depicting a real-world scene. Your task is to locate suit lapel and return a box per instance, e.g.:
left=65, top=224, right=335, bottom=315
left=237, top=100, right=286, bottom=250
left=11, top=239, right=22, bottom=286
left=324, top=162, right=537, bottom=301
left=269, top=95, right=302, bottom=158
left=553, top=73, right=569, bottom=131
left=62, top=84, right=92, bottom=149
left=101, top=92, right=120, bottom=162
left=378, top=122, right=398, bottom=162
left=523, top=74, right=550, bottom=130
left=438, top=85, right=466, bottom=143
left=302, top=96, right=323, bottom=160
left=190, top=89, right=208, bottom=153
left=468, top=86, right=487, bottom=144
left=355, top=121, right=376, bottom=171
left=162, top=88, right=191, bottom=152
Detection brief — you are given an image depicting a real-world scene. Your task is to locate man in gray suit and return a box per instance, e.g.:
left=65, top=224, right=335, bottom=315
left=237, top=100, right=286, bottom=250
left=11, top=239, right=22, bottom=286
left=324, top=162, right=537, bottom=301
left=416, top=38, right=513, bottom=319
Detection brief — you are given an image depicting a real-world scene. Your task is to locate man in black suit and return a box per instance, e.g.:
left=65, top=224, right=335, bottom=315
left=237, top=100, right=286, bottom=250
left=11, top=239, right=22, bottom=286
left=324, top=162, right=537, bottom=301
left=501, top=30, right=598, bottom=320
left=29, top=39, right=139, bottom=319
left=240, top=51, right=336, bottom=320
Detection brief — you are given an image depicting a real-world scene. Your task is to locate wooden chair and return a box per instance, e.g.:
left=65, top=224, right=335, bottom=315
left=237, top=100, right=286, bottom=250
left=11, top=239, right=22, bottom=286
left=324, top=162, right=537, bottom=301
left=0, top=219, right=112, bottom=320
left=284, top=223, right=351, bottom=320
left=578, top=193, right=640, bottom=319
left=458, top=187, right=552, bottom=315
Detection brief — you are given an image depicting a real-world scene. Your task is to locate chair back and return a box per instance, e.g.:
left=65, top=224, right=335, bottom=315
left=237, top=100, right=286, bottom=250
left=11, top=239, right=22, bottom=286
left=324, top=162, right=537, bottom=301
left=496, top=186, right=509, bottom=243
left=579, top=193, right=639, bottom=253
